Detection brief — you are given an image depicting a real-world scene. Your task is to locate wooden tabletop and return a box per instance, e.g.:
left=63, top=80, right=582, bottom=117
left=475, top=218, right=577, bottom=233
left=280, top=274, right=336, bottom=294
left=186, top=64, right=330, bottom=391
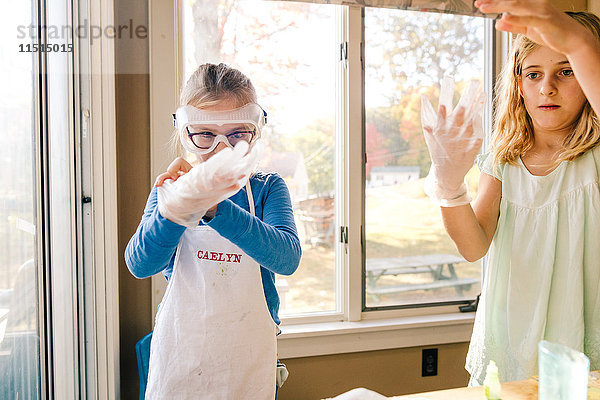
left=393, top=372, right=600, bottom=400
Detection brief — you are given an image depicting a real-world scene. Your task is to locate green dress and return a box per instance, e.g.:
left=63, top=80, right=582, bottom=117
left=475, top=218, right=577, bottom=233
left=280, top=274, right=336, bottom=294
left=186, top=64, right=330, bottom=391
left=465, top=147, right=600, bottom=385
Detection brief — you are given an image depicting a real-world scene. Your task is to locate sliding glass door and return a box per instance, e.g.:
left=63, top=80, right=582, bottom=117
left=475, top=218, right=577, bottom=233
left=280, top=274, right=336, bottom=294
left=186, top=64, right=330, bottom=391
left=1, top=0, right=84, bottom=397
left=0, top=0, right=44, bottom=397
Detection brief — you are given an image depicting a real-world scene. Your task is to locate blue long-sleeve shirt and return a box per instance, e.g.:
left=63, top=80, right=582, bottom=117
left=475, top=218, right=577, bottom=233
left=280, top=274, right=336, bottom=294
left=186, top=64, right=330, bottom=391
left=125, top=172, right=302, bottom=324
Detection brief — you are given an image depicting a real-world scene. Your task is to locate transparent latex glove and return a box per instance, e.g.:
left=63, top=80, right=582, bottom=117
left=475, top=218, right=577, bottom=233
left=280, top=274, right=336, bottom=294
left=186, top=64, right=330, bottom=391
left=421, top=76, right=486, bottom=207
left=157, top=140, right=264, bottom=227
left=276, top=362, right=289, bottom=388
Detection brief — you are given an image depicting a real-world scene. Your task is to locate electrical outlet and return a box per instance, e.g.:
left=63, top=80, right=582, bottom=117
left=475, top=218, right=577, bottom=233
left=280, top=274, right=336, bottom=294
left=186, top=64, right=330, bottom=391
left=422, top=348, right=438, bottom=377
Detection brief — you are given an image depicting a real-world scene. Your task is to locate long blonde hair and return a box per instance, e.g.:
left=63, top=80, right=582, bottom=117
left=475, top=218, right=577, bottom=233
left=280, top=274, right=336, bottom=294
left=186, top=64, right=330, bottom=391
left=492, top=12, right=600, bottom=168
left=172, top=63, right=257, bottom=156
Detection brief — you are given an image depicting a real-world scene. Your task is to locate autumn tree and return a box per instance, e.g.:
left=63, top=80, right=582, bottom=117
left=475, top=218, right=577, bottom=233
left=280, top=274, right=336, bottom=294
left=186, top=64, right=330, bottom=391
left=365, top=9, right=484, bottom=176
left=366, top=123, right=392, bottom=177
left=366, top=9, right=484, bottom=101
left=189, top=0, right=311, bottom=100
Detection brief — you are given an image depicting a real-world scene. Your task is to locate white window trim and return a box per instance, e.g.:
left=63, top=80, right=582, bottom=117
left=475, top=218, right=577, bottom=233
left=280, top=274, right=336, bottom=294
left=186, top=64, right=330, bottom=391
left=87, top=0, right=120, bottom=397
left=148, top=0, right=182, bottom=320
left=278, top=312, right=475, bottom=359
left=44, top=0, right=81, bottom=397
left=345, top=5, right=365, bottom=323
left=147, top=1, right=508, bottom=357
left=74, top=0, right=120, bottom=397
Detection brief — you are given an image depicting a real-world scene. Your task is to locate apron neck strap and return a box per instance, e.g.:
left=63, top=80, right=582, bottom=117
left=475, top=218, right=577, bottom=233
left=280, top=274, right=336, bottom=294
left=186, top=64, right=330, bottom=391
left=245, top=180, right=255, bottom=216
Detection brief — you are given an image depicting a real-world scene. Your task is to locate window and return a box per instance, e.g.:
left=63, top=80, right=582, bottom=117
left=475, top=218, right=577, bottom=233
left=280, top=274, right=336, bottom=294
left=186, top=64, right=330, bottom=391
left=182, top=0, right=341, bottom=317
left=364, top=8, right=485, bottom=309
left=159, top=0, right=494, bottom=325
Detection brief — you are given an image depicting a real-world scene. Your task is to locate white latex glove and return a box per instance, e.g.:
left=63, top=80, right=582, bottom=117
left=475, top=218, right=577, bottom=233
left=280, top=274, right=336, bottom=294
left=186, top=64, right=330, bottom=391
left=157, top=140, right=264, bottom=227
left=421, top=76, right=486, bottom=207
left=276, top=363, right=289, bottom=388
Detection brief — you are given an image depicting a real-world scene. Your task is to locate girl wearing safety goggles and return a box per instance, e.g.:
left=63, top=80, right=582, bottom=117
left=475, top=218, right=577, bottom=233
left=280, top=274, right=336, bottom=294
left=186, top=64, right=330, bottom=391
left=125, top=63, right=300, bottom=399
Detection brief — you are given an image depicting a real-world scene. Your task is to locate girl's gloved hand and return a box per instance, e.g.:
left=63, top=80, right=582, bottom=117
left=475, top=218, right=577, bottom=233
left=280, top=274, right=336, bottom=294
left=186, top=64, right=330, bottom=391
left=157, top=140, right=264, bottom=227
left=276, top=362, right=289, bottom=389
left=154, top=157, right=193, bottom=187
left=421, top=76, right=485, bottom=207
left=475, top=0, right=593, bottom=56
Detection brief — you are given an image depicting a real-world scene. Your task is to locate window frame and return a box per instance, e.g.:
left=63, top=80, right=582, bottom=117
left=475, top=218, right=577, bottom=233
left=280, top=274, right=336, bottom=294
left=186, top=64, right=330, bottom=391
left=42, top=0, right=82, bottom=396
left=149, top=0, right=508, bottom=357
left=36, top=0, right=121, bottom=397
left=75, top=0, right=121, bottom=396
left=360, top=7, right=495, bottom=314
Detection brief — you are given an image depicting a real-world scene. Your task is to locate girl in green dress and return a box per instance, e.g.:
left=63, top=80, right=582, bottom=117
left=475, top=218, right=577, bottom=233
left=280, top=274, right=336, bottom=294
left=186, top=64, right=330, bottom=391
left=421, top=0, right=600, bottom=385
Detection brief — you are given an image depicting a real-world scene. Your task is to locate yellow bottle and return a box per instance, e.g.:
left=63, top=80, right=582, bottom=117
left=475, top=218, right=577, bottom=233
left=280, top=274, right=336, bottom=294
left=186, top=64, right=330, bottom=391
left=483, top=360, right=502, bottom=400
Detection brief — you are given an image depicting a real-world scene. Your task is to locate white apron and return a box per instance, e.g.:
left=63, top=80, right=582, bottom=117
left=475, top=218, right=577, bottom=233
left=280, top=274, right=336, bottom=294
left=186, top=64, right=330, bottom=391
left=146, top=182, right=278, bottom=400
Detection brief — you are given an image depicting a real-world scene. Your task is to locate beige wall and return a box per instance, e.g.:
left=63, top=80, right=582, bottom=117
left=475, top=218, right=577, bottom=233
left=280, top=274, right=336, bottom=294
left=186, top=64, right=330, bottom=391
left=554, top=0, right=587, bottom=9
left=114, top=0, right=589, bottom=399
left=278, top=343, right=470, bottom=399
left=115, top=0, right=152, bottom=398
left=590, top=0, right=600, bottom=15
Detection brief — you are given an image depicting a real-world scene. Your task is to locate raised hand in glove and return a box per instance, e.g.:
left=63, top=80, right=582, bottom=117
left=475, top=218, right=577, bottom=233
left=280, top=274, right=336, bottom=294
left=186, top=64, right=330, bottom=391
left=157, top=140, right=263, bottom=227
left=421, top=76, right=486, bottom=207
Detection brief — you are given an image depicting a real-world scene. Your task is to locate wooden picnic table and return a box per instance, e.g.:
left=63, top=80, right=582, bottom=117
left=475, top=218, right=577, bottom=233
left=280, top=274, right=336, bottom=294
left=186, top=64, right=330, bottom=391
left=365, top=254, right=478, bottom=296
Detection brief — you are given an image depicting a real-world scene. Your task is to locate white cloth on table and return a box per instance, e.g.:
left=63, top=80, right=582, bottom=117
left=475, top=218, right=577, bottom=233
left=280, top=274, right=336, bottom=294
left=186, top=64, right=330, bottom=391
left=325, top=388, right=388, bottom=400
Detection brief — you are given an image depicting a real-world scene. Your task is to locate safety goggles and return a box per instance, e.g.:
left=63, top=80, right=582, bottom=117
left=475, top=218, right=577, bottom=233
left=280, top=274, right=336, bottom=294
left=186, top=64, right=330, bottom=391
left=173, top=103, right=267, bottom=155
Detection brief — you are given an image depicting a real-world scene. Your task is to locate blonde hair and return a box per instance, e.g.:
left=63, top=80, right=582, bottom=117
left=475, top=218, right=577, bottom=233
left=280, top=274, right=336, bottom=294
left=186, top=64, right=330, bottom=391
left=492, top=12, right=600, bottom=169
left=172, top=63, right=257, bottom=156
